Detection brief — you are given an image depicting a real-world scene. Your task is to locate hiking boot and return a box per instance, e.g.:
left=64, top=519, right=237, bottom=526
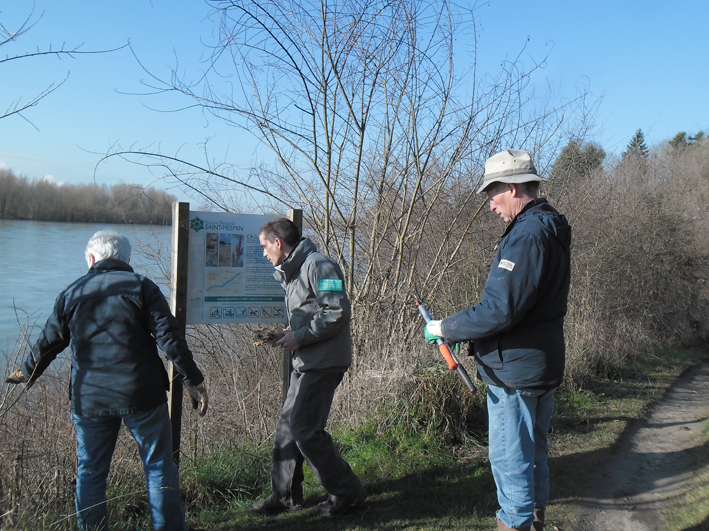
left=497, top=518, right=531, bottom=531
left=533, top=506, right=545, bottom=531
left=252, top=495, right=303, bottom=515
left=317, top=487, right=367, bottom=516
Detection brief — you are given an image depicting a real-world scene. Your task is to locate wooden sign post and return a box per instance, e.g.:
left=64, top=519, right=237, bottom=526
left=168, top=202, right=190, bottom=465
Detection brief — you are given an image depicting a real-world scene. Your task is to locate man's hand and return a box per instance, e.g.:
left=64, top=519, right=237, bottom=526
left=424, top=321, right=460, bottom=354
left=4, top=370, right=27, bottom=385
left=252, top=326, right=285, bottom=347
left=274, top=329, right=300, bottom=351
left=424, top=320, right=443, bottom=344
left=187, top=384, right=209, bottom=416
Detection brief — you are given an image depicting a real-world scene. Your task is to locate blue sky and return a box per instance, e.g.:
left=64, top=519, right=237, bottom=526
left=1, top=0, right=707, bottom=202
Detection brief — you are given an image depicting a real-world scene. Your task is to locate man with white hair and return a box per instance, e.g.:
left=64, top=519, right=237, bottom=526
left=425, top=150, right=572, bottom=531
left=5, top=230, right=208, bottom=531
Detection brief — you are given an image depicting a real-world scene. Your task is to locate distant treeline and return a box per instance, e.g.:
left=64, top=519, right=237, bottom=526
left=0, top=169, right=176, bottom=225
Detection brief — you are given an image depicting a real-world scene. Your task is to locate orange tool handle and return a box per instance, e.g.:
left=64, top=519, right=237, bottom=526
left=438, top=343, right=458, bottom=370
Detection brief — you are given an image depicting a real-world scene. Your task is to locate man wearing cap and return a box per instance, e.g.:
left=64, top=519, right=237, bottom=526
left=424, top=149, right=571, bottom=531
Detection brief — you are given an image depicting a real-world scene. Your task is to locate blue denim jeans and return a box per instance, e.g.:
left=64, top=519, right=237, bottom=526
left=487, top=384, right=554, bottom=529
left=71, top=404, right=187, bottom=531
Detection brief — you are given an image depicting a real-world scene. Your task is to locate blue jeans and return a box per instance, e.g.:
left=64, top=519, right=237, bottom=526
left=71, top=404, right=187, bottom=531
left=487, top=385, right=554, bottom=529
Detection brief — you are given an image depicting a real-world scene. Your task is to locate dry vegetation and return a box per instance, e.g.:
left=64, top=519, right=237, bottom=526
left=556, top=140, right=709, bottom=384
left=2, top=138, right=708, bottom=529
left=1, top=0, right=708, bottom=526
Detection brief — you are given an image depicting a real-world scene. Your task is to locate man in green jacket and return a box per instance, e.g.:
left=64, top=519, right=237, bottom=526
left=252, top=218, right=366, bottom=517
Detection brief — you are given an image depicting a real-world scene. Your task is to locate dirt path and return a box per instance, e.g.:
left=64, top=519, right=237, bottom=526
left=571, top=363, right=709, bottom=531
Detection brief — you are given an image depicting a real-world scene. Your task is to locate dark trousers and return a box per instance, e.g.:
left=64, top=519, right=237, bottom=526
left=270, top=370, right=363, bottom=504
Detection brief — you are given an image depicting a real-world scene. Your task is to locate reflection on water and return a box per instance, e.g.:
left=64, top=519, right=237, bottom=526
left=0, top=220, right=172, bottom=357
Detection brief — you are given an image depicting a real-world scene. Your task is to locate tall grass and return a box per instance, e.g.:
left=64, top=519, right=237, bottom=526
left=1, top=139, right=708, bottom=528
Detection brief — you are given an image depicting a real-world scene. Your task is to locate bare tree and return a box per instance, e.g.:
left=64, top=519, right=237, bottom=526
left=105, top=1, right=573, bottom=315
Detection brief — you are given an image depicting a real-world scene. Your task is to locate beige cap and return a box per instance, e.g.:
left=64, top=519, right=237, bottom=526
left=477, top=149, right=545, bottom=193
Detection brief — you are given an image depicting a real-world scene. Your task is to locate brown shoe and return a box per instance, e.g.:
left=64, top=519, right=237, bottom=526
left=317, top=487, right=367, bottom=516
left=252, top=495, right=303, bottom=515
left=497, top=518, right=531, bottom=531
left=533, top=506, right=545, bottom=531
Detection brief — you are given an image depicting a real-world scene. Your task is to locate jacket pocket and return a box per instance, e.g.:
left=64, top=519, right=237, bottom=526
left=475, top=336, right=503, bottom=369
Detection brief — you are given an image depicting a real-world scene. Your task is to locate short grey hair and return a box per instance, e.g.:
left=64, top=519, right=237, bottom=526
left=515, top=180, right=540, bottom=195
left=85, top=231, right=131, bottom=267
left=486, top=180, right=540, bottom=197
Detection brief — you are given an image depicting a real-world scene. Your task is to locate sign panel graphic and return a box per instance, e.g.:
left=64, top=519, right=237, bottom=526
left=186, top=212, right=287, bottom=325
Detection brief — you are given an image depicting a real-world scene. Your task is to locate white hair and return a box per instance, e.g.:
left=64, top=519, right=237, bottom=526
left=85, top=231, right=131, bottom=267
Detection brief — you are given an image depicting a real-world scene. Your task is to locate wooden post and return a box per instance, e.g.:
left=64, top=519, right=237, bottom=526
left=168, top=202, right=190, bottom=465
left=282, top=209, right=303, bottom=403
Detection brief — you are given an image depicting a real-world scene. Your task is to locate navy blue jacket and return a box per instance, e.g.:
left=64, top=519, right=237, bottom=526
left=22, top=259, right=204, bottom=416
left=441, top=199, right=571, bottom=390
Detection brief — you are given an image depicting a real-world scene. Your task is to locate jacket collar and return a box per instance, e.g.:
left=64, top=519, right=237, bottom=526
left=89, top=259, right=134, bottom=274
left=499, top=197, right=571, bottom=249
left=500, top=198, right=550, bottom=239
left=276, top=238, right=317, bottom=282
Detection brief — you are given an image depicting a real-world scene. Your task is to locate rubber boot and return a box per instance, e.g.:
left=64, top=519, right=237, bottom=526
left=497, top=518, right=531, bottom=531
left=533, top=506, right=545, bottom=531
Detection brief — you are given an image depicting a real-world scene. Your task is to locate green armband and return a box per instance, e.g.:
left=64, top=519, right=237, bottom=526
left=318, top=279, right=343, bottom=291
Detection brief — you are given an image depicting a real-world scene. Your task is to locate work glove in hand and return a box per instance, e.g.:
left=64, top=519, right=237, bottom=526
left=4, top=370, right=27, bottom=385
left=424, top=322, right=461, bottom=354
left=424, top=320, right=443, bottom=344
left=187, top=384, right=209, bottom=416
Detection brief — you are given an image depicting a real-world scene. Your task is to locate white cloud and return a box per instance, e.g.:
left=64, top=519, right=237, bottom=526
left=40, top=175, right=66, bottom=186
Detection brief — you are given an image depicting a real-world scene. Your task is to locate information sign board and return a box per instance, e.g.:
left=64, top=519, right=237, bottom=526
left=185, top=211, right=287, bottom=325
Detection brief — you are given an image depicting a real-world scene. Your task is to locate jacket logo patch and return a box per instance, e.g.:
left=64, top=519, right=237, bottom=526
left=318, top=279, right=343, bottom=291
left=498, top=259, right=515, bottom=271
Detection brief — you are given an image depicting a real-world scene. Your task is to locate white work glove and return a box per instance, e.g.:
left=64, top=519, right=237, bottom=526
left=424, top=320, right=444, bottom=344
left=186, top=383, right=209, bottom=416
left=426, top=320, right=443, bottom=337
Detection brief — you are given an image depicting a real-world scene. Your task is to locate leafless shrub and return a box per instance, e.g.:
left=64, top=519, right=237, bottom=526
left=2, top=1, right=708, bottom=523
left=550, top=136, right=709, bottom=384
left=0, top=364, right=76, bottom=528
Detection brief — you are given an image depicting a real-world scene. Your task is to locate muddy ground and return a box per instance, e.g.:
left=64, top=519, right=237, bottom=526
left=570, top=363, right=709, bottom=531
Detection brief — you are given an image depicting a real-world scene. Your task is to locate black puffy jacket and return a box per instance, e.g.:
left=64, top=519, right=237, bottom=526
left=441, top=199, right=571, bottom=390
left=22, top=259, right=204, bottom=416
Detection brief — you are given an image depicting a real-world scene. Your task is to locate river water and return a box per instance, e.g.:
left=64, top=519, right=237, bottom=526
left=0, top=220, right=172, bottom=361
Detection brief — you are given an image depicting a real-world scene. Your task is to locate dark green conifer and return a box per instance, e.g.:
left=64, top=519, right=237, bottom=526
left=622, top=129, right=649, bottom=160
left=669, top=132, right=688, bottom=150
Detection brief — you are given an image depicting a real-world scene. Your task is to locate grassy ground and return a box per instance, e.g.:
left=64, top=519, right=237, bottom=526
left=9, top=346, right=706, bottom=530
left=170, top=346, right=709, bottom=531
left=659, top=418, right=709, bottom=531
